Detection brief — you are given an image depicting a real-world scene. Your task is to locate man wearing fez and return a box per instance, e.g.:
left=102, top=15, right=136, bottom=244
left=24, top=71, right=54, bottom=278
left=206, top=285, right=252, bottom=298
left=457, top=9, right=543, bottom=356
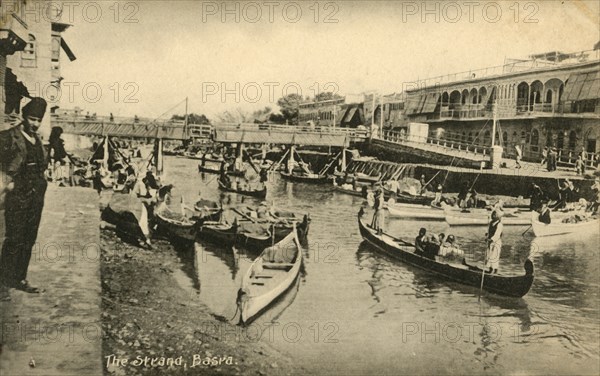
left=0, top=97, right=48, bottom=300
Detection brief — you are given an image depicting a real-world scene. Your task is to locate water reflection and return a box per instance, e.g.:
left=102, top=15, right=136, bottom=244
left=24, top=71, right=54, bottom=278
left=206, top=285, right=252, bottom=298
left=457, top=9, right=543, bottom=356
left=165, top=156, right=599, bottom=374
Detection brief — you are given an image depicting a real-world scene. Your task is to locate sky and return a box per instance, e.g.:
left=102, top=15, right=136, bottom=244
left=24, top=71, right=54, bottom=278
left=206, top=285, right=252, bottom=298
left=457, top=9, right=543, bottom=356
left=57, top=0, right=600, bottom=119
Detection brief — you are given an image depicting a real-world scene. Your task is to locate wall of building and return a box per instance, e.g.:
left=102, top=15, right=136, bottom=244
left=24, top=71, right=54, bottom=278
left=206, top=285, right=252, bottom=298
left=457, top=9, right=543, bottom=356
left=6, top=6, right=56, bottom=138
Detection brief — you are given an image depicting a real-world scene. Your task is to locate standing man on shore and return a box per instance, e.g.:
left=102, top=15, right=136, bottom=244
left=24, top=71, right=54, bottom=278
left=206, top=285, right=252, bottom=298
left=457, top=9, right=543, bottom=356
left=0, top=98, right=48, bottom=299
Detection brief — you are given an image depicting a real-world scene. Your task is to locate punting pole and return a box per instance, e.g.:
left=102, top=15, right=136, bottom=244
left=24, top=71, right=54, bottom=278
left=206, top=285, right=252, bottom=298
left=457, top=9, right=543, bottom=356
left=478, top=247, right=488, bottom=302
left=154, top=138, right=164, bottom=175
left=288, top=145, right=296, bottom=174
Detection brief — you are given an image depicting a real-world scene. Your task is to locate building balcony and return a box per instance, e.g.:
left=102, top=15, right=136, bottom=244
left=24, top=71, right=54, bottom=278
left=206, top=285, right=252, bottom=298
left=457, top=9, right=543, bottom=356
left=0, top=13, right=28, bottom=56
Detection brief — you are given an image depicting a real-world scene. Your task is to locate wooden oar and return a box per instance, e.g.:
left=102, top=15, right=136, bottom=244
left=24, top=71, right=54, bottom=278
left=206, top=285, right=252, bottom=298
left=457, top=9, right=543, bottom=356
left=521, top=225, right=532, bottom=236
left=232, top=207, right=257, bottom=223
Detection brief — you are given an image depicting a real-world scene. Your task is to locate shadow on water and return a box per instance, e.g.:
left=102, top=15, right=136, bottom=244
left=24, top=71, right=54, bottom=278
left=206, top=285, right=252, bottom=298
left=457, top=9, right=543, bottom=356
left=196, top=241, right=239, bottom=280
left=170, top=239, right=201, bottom=290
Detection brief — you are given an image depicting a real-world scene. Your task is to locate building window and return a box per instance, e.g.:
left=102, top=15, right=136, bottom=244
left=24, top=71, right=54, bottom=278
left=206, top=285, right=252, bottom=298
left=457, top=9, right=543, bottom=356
left=21, top=34, right=37, bottom=68
left=557, top=132, right=565, bottom=150
left=531, top=129, right=539, bottom=146
left=568, top=131, right=577, bottom=150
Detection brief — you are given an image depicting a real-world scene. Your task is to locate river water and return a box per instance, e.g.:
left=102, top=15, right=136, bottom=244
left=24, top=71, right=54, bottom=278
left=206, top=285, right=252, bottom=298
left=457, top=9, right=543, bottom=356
left=163, top=156, right=599, bottom=375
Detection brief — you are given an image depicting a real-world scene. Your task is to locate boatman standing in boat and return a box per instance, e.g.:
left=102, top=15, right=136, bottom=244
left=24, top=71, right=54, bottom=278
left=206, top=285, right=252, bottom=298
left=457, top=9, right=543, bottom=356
left=0, top=98, right=48, bottom=299
left=371, top=187, right=385, bottom=234
left=485, top=211, right=503, bottom=274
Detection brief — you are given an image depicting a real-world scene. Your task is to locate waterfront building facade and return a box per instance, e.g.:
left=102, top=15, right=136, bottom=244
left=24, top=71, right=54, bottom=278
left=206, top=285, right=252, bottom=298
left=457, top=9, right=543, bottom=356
left=401, top=50, right=600, bottom=164
left=0, top=0, right=75, bottom=138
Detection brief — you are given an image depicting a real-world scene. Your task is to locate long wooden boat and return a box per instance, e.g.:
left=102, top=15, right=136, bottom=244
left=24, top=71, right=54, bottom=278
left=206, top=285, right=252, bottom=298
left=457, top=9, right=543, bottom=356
left=333, top=184, right=365, bottom=197
left=280, top=171, right=329, bottom=183
left=198, top=164, right=245, bottom=177
left=386, top=203, right=445, bottom=221
left=530, top=211, right=600, bottom=237
left=390, top=191, right=435, bottom=205
left=154, top=205, right=197, bottom=242
left=358, top=211, right=534, bottom=297
left=444, top=208, right=531, bottom=226
left=331, top=171, right=380, bottom=183
left=237, top=224, right=302, bottom=324
left=197, top=221, right=237, bottom=244
left=218, top=180, right=267, bottom=199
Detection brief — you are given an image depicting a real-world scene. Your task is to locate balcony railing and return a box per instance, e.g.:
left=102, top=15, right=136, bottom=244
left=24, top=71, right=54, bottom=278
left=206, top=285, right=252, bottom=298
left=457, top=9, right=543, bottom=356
left=381, top=130, right=491, bottom=157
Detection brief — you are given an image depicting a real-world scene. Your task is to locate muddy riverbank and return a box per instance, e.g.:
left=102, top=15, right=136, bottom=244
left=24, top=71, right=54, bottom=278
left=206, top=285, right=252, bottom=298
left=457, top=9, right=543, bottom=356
left=100, top=229, right=300, bottom=376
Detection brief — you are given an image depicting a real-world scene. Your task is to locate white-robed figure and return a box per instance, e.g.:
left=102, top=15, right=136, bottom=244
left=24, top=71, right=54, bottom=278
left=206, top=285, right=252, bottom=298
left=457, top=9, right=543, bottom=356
left=485, top=211, right=503, bottom=274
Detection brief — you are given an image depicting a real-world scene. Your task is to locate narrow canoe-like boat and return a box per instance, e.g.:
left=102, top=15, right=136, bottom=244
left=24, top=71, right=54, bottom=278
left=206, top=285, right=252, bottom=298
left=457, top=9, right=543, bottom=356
left=280, top=171, right=329, bottom=183
left=218, top=180, right=267, bottom=199
left=386, top=203, right=445, bottom=221
left=331, top=171, right=380, bottom=184
left=445, top=208, right=531, bottom=226
left=154, top=204, right=197, bottom=242
left=333, top=184, right=365, bottom=197
left=391, top=191, right=435, bottom=205
left=237, top=224, right=303, bottom=324
left=198, top=164, right=245, bottom=177
left=197, top=221, right=237, bottom=244
left=530, top=211, right=600, bottom=237
left=358, top=211, right=534, bottom=297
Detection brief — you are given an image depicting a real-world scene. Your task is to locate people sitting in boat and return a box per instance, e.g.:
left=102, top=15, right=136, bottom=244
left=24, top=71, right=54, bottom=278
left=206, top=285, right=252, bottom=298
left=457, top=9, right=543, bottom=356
left=439, top=235, right=464, bottom=258
left=419, top=175, right=429, bottom=193
left=538, top=202, right=552, bottom=225
left=415, top=228, right=428, bottom=256
left=259, top=167, right=269, bottom=183
left=458, top=181, right=469, bottom=209
left=528, top=183, right=545, bottom=211
left=256, top=202, right=270, bottom=220
left=424, top=234, right=441, bottom=260
left=432, top=183, right=444, bottom=207
left=387, top=179, right=400, bottom=195
left=554, top=180, right=571, bottom=210
left=143, top=170, right=160, bottom=196
left=466, top=189, right=478, bottom=209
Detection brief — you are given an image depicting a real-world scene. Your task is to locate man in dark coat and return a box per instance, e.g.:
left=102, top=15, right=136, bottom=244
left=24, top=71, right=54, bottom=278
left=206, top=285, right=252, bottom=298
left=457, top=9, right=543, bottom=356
left=0, top=98, right=48, bottom=299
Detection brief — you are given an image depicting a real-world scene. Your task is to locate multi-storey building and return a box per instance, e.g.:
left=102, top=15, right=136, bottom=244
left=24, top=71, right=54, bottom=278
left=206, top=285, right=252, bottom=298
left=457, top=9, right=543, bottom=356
left=402, top=50, right=599, bottom=162
left=298, top=97, right=366, bottom=128
left=0, top=0, right=76, bottom=138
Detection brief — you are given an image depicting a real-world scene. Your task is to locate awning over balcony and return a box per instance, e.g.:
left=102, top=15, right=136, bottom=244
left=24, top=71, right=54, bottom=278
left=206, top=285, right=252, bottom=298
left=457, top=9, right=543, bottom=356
left=404, top=94, right=421, bottom=114
left=343, top=107, right=357, bottom=123
left=420, top=93, right=441, bottom=114
left=563, top=71, right=600, bottom=101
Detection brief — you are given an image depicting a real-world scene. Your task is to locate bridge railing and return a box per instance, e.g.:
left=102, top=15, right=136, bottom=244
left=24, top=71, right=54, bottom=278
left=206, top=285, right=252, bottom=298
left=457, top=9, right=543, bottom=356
left=213, top=122, right=370, bottom=139
left=381, top=130, right=492, bottom=157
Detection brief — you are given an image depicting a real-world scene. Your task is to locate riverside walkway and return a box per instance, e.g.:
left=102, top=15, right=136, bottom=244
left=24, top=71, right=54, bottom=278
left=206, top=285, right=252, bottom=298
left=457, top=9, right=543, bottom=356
left=0, top=186, right=102, bottom=376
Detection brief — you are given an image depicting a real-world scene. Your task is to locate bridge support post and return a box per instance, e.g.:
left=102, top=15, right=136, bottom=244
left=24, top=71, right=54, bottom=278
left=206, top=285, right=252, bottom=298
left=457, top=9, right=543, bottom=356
left=489, top=145, right=503, bottom=169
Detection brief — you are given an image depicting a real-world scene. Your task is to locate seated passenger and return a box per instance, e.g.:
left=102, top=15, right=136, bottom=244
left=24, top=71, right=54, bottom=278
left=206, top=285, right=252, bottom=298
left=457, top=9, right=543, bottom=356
left=538, top=202, right=551, bottom=224
left=439, top=235, right=464, bottom=258
left=415, top=228, right=428, bottom=255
